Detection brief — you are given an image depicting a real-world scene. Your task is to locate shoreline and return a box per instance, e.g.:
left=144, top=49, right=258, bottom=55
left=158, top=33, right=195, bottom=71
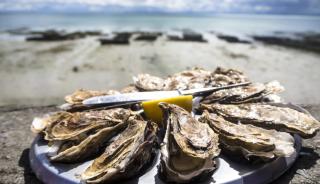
left=1, top=29, right=320, bottom=106
left=2, top=28, right=320, bottom=53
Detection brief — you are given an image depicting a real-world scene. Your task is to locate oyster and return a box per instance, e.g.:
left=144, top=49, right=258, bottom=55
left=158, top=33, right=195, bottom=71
left=133, top=74, right=165, bottom=91
left=158, top=103, right=220, bottom=183
left=164, top=67, right=212, bottom=90
left=32, top=108, right=134, bottom=162
left=200, top=103, right=320, bottom=138
left=201, top=81, right=284, bottom=104
left=199, top=111, right=295, bottom=161
left=81, top=116, right=157, bottom=183
left=61, top=89, right=120, bottom=111
left=210, top=67, right=249, bottom=86
left=43, top=109, right=132, bottom=141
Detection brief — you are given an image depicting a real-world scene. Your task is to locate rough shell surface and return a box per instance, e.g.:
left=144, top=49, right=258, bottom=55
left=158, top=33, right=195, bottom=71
left=199, top=111, right=295, bottom=161
left=81, top=116, right=157, bottom=183
left=159, top=103, right=220, bottom=183
left=199, top=103, right=320, bottom=138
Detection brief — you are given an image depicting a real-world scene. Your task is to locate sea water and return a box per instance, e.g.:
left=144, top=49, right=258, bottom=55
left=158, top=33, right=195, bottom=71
left=0, top=12, right=320, bottom=36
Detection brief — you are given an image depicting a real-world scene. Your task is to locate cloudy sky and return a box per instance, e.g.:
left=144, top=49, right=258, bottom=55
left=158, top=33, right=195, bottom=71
left=0, top=0, right=320, bottom=15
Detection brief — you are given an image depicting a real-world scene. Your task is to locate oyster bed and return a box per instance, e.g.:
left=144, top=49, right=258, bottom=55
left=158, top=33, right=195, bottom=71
left=30, top=67, right=320, bottom=184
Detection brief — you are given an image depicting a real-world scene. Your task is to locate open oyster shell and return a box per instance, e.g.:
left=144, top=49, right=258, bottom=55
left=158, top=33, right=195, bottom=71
left=132, top=67, right=249, bottom=92
left=32, top=108, right=134, bottom=162
left=158, top=103, right=220, bottom=183
left=201, top=80, right=284, bottom=104
left=81, top=116, right=157, bottom=183
left=210, top=67, right=249, bottom=86
left=133, top=74, right=165, bottom=91
left=43, top=108, right=132, bottom=141
left=199, top=103, right=320, bottom=138
left=199, top=111, right=295, bottom=161
left=164, top=67, right=212, bottom=90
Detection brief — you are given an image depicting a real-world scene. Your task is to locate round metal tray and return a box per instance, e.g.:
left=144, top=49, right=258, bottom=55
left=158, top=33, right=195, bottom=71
left=29, top=103, right=304, bottom=184
left=30, top=134, right=301, bottom=184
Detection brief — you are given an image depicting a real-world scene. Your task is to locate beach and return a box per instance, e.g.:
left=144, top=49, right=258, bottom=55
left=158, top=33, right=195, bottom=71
left=0, top=12, right=320, bottom=184
left=0, top=32, right=320, bottom=106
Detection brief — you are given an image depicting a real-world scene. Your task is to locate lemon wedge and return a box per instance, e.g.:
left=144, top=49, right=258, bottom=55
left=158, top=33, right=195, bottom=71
left=141, top=95, right=193, bottom=126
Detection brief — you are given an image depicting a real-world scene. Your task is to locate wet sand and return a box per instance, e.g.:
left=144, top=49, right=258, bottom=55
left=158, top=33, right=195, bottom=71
left=0, top=34, right=320, bottom=105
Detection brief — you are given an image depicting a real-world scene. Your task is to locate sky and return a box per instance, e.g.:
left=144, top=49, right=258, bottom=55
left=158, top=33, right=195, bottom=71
left=0, top=0, right=320, bottom=15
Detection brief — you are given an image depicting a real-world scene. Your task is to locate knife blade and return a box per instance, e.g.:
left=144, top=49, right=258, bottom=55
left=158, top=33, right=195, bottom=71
left=82, top=90, right=180, bottom=106
left=82, top=82, right=251, bottom=106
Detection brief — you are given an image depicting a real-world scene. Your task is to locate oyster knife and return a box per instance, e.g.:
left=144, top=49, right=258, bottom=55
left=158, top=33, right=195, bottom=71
left=82, top=82, right=251, bottom=106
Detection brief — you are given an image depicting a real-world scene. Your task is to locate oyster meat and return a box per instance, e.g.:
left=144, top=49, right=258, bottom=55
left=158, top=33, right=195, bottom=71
left=202, top=81, right=284, bottom=104
left=133, top=74, right=165, bottom=91
left=32, top=108, right=134, bottom=162
left=199, top=111, right=295, bottom=161
left=210, top=67, right=249, bottom=86
left=164, top=67, right=212, bottom=90
left=159, top=103, right=220, bottom=183
left=200, top=103, right=320, bottom=138
left=81, top=116, right=157, bottom=183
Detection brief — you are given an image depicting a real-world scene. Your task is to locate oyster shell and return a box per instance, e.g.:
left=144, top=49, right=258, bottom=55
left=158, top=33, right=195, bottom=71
left=158, top=103, right=220, bottom=183
left=199, top=103, right=320, bottom=138
left=201, top=81, right=284, bottom=104
left=199, top=111, right=295, bottom=161
left=210, top=67, right=249, bottom=86
left=43, top=109, right=132, bottom=141
left=164, top=67, right=212, bottom=90
left=32, top=108, right=134, bottom=162
left=81, top=116, right=157, bottom=183
left=133, top=74, right=165, bottom=91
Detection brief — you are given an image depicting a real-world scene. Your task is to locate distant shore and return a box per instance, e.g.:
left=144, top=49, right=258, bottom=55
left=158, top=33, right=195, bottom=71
left=3, top=28, right=320, bottom=53
left=0, top=29, right=320, bottom=106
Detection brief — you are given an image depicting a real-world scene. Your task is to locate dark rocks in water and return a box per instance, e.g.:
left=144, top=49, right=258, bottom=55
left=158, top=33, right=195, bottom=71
left=168, top=32, right=207, bottom=43
left=183, top=32, right=207, bottom=42
left=217, top=34, right=251, bottom=44
left=25, top=30, right=102, bottom=41
left=99, top=32, right=132, bottom=45
left=252, top=34, right=320, bottom=53
left=135, top=32, right=161, bottom=42
left=26, top=30, right=70, bottom=41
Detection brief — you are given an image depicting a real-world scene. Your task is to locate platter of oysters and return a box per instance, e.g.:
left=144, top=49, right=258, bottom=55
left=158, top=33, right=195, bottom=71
left=29, top=67, right=320, bottom=184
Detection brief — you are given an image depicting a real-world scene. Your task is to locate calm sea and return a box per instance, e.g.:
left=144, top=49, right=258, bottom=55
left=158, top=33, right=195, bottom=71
left=1, top=13, right=320, bottom=36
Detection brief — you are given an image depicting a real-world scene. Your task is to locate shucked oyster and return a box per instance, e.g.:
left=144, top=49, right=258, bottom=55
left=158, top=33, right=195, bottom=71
left=202, top=80, right=284, bottom=104
left=164, top=67, right=212, bottom=90
left=200, top=103, right=320, bottom=138
left=133, top=74, right=165, bottom=91
left=132, top=67, right=249, bottom=92
left=32, top=108, right=133, bottom=162
left=158, top=103, right=220, bottom=183
left=199, top=111, right=295, bottom=161
left=210, top=67, right=249, bottom=86
left=43, top=109, right=132, bottom=141
left=81, top=116, right=157, bottom=183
